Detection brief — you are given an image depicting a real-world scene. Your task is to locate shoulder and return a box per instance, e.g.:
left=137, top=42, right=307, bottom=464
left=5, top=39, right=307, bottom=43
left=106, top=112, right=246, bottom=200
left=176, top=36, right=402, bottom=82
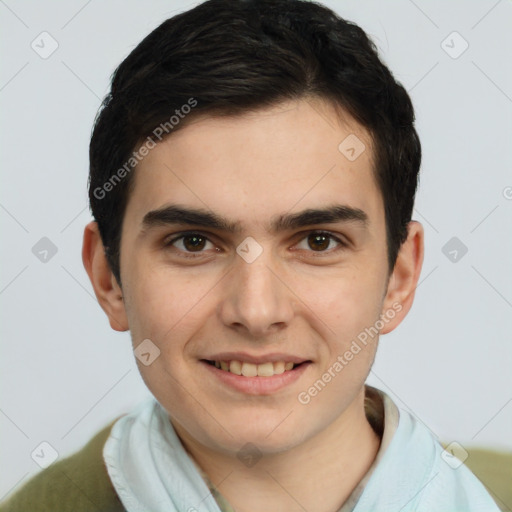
left=0, top=419, right=126, bottom=512
left=417, top=443, right=509, bottom=512
left=391, top=408, right=501, bottom=512
left=463, top=447, right=512, bottom=511
left=416, top=443, right=503, bottom=512
left=355, top=401, right=501, bottom=511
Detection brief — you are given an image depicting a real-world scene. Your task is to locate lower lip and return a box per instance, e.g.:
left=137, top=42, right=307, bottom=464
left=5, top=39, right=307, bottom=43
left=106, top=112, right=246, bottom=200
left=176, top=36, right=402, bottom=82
left=201, top=361, right=311, bottom=395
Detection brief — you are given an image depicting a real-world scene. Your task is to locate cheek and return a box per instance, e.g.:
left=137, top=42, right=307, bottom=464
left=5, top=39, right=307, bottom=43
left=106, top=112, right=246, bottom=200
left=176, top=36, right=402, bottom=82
left=309, top=266, right=385, bottom=326
left=304, top=268, right=385, bottom=375
left=124, top=265, right=217, bottom=349
left=297, top=282, right=382, bottom=417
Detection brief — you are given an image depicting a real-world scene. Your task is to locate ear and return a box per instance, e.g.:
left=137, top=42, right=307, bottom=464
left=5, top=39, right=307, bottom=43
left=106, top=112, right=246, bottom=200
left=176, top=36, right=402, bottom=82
left=380, top=221, right=424, bottom=335
left=82, top=221, right=129, bottom=332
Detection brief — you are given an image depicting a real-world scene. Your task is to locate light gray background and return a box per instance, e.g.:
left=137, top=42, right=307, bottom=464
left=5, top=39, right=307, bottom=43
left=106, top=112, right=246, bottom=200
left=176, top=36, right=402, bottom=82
left=1, top=0, right=511, bottom=502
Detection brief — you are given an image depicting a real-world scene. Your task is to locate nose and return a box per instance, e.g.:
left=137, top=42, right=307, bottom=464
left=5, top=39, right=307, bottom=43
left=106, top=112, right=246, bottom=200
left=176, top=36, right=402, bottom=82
left=218, top=248, right=295, bottom=339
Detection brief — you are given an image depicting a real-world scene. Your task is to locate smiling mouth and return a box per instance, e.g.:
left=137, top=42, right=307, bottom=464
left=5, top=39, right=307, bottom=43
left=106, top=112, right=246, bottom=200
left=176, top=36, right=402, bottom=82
left=203, top=359, right=308, bottom=377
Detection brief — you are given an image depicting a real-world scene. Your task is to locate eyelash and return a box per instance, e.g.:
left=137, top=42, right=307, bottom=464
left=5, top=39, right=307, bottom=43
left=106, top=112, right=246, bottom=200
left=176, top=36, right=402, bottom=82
left=163, top=230, right=347, bottom=259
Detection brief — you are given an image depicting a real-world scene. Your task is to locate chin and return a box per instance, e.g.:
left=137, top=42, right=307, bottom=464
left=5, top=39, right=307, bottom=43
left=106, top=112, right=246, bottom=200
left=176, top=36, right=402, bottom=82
left=205, top=412, right=310, bottom=455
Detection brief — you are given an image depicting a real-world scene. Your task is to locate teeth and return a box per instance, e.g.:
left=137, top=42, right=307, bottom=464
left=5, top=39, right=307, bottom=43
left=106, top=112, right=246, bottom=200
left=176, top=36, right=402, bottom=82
left=229, top=360, right=242, bottom=375
left=257, top=362, right=274, bottom=377
left=241, top=362, right=258, bottom=377
left=211, top=360, right=299, bottom=377
left=273, top=361, right=285, bottom=375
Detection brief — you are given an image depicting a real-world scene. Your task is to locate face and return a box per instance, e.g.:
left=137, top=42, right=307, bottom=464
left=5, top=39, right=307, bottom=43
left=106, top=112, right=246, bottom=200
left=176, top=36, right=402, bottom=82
left=109, top=98, right=403, bottom=455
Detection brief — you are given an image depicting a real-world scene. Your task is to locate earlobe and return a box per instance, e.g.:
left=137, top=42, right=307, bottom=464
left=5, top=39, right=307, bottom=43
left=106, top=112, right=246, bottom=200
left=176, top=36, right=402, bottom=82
left=82, top=221, right=129, bottom=332
left=380, top=221, right=424, bottom=335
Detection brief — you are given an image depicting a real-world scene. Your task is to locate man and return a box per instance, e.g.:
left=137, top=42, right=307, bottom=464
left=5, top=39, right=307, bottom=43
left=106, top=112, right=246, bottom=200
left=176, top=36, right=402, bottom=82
left=0, top=0, right=500, bottom=511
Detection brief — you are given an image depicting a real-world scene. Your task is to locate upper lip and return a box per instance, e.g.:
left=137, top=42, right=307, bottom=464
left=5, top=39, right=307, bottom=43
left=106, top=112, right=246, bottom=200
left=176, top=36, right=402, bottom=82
left=202, top=352, right=310, bottom=365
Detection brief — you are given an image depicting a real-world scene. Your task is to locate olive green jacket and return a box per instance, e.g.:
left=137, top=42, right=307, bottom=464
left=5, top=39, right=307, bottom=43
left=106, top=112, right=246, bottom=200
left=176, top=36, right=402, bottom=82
left=0, top=420, right=125, bottom=512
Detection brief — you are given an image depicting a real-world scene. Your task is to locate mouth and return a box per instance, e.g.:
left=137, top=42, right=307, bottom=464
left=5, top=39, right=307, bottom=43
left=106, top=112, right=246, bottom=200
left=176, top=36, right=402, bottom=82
left=202, top=359, right=307, bottom=377
left=199, top=353, right=312, bottom=395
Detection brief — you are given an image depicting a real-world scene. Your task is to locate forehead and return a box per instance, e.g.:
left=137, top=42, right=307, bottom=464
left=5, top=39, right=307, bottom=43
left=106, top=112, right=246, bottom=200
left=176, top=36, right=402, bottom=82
left=123, top=98, right=383, bottom=235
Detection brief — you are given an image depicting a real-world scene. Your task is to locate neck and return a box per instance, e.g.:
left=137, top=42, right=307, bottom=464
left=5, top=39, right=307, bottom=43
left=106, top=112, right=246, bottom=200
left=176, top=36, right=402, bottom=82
left=176, top=387, right=382, bottom=512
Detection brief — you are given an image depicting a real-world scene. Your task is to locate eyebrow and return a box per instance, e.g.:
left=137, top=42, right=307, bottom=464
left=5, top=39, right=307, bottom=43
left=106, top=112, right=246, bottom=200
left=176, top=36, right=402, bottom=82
left=141, top=203, right=368, bottom=235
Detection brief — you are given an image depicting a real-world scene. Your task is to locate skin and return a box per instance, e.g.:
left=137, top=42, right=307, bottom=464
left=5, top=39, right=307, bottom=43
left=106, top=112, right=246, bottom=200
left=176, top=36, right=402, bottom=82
left=83, top=97, right=424, bottom=512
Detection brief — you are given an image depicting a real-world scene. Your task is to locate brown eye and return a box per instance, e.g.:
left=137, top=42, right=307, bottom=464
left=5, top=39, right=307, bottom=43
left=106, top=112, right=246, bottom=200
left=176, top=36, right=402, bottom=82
left=307, top=233, right=330, bottom=251
left=182, top=234, right=207, bottom=251
left=295, top=231, right=345, bottom=254
left=165, top=232, right=215, bottom=256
